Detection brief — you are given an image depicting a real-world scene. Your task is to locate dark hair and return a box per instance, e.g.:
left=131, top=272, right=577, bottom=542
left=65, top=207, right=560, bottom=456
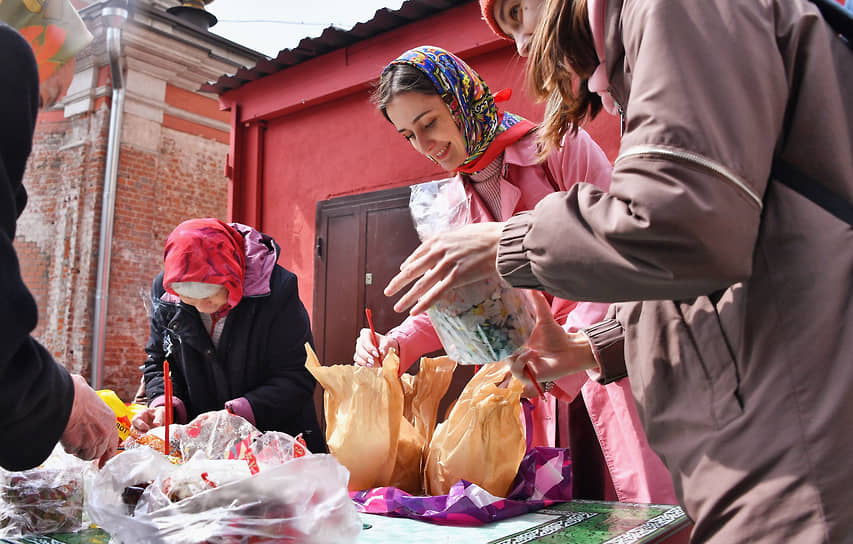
left=525, top=0, right=602, bottom=157
left=372, top=63, right=439, bottom=122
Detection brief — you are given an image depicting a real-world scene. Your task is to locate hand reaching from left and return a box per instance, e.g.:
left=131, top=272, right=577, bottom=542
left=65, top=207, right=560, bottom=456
left=61, top=375, right=120, bottom=468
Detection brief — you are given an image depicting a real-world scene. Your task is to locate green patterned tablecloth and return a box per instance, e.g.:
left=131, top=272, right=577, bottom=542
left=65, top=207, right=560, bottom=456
left=0, top=501, right=690, bottom=544
left=359, top=501, right=690, bottom=544
left=0, top=528, right=109, bottom=544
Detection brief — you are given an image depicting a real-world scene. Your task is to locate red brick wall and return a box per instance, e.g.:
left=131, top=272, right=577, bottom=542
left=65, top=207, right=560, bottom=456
left=100, top=128, right=230, bottom=399
left=15, top=104, right=229, bottom=402
left=17, top=108, right=109, bottom=379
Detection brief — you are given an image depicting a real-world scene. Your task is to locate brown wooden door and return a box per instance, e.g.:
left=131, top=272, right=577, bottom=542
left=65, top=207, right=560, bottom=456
left=313, top=186, right=419, bottom=364
left=312, top=186, right=475, bottom=425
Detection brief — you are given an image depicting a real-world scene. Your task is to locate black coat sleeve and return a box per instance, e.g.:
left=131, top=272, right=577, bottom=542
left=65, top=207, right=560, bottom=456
left=241, top=268, right=317, bottom=434
left=0, top=23, right=74, bottom=471
left=142, top=273, right=175, bottom=404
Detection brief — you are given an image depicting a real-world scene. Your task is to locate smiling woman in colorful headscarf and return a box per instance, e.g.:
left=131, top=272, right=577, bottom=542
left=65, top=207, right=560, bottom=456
left=353, top=45, right=676, bottom=505
left=132, top=218, right=326, bottom=454
left=358, top=45, right=615, bottom=375
left=357, top=45, right=612, bottom=369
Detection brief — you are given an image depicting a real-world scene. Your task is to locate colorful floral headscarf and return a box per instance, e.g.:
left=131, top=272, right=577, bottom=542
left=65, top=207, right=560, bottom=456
left=163, top=218, right=246, bottom=316
left=383, top=45, right=535, bottom=173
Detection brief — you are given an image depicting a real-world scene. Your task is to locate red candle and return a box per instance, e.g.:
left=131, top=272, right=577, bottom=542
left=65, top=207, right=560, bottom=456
left=524, top=364, right=545, bottom=398
left=163, top=360, right=173, bottom=455
left=365, top=308, right=379, bottom=350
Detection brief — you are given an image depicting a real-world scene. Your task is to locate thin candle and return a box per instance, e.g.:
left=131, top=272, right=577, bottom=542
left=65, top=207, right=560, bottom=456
left=365, top=308, right=379, bottom=349
left=524, top=365, right=545, bottom=398
left=163, top=360, right=173, bottom=455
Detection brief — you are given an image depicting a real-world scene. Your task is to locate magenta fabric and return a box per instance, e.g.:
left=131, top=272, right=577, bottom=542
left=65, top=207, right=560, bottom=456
left=350, top=447, right=572, bottom=525
left=224, top=396, right=256, bottom=426
left=230, top=222, right=277, bottom=297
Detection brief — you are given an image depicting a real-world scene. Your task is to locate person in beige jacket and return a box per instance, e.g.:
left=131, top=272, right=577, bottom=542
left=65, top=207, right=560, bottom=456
left=386, top=0, right=853, bottom=542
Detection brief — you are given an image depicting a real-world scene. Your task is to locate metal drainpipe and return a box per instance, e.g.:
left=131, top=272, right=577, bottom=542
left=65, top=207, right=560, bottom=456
left=92, top=4, right=128, bottom=388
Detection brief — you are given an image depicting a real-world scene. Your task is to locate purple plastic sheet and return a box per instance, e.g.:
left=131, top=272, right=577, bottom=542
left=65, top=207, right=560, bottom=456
left=350, top=447, right=572, bottom=526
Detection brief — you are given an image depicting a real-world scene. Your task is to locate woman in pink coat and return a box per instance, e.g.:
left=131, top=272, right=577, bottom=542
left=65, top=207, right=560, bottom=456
left=354, top=45, right=675, bottom=504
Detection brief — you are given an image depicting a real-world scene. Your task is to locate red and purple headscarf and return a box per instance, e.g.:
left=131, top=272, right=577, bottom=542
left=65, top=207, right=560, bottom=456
left=383, top=45, right=535, bottom=174
left=163, top=218, right=246, bottom=314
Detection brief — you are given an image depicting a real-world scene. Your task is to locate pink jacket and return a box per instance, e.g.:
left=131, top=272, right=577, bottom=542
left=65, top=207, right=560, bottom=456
left=388, top=128, right=676, bottom=504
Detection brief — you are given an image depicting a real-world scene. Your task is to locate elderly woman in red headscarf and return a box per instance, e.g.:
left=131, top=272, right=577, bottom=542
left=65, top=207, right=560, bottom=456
left=131, top=218, right=326, bottom=453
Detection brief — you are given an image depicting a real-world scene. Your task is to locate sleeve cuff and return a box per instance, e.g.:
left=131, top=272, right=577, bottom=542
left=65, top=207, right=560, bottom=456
left=385, top=313, right=442, bottom=374
left=225, top=397, right=256, bottom=426
left=582, top=318, right=628, bottom=384
left=497, top=212, right=542, bottom=288
left=386, top=329, right=416, bottom=373
left=149, top=395, right=188, bottom=424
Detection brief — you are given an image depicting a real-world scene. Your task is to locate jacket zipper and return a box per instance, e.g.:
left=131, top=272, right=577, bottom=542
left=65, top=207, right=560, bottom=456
left=615, top=99, right=625, bottom=137
left=616, top=145, right=763, bottom=208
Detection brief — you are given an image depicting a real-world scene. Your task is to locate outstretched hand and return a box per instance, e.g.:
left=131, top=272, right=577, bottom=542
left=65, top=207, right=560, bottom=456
left=508, top=291, right=598, bottom=388
left=384, top=222, right=505, bottom=315
left=60, top=375, right=120, bottom=468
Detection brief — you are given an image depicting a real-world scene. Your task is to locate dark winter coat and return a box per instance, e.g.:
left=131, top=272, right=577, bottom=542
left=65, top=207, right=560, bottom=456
left=0, top=23, right=74, bottom=471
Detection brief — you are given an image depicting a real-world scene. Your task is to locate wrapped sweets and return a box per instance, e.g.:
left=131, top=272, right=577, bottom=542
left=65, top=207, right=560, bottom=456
left=428, top=275, right=535, bottom=365
left=0, top=449, right=89, bottom=537
left=0, top=471, right=83, bottom=535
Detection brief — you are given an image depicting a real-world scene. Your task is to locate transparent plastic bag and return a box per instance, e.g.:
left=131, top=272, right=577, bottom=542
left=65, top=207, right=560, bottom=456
left=409, top=177, right=535, bottom=365
left=427, top=277, right=535, bottom=365
left=122, top=411, right=262, bottom=466
left=87, top=413, right=362, bottom=543
left=408, top=177, right=471, bottom=241
left=0, top=446, right=91, bottom=537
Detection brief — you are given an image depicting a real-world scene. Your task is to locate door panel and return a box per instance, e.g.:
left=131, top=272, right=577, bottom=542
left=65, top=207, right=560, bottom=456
left=320, top=212, right=362, bottom=364
left=365, top=205, right=421, bottom=334
left=313, top=186, right=478, bottom=429
left=314, top=187, right=412, bottom=364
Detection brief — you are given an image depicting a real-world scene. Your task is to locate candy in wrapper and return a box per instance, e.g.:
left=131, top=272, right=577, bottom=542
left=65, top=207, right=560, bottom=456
left=0, top=447, right=89, bottom=537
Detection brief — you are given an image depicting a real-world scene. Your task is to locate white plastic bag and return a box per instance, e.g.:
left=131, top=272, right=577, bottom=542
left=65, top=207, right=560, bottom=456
left=86, top=415, right=362, bottom=543
left=409, top=178, right=535, bottom=365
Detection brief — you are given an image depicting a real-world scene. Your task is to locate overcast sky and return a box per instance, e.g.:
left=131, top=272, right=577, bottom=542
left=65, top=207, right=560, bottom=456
left=206, top=0, right=406, bottom=57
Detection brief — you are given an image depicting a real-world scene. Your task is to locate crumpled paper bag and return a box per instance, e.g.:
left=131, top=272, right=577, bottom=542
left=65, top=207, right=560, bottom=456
left=305, top=345, right=456, bottom=494
left=425, top=363, right=525, bottom=497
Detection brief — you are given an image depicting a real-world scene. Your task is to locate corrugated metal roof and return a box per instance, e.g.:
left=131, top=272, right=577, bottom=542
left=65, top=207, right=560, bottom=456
left=201, top=0, right=471, bottom=95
